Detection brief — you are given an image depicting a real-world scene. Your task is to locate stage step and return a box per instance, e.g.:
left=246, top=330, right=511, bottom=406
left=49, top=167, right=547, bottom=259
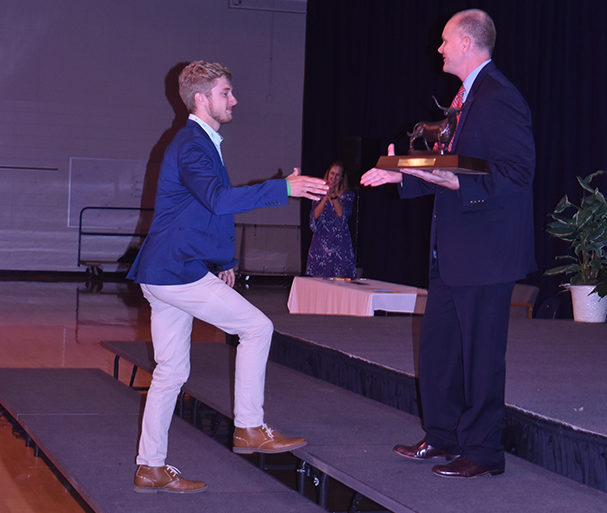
left=0, top=368, right=325, bottom=513
left=101, top=340, right=607, bottom=513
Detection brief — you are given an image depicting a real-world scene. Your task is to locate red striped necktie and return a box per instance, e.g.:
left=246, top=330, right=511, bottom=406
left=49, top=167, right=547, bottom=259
left=447, top=85, right=466, bottom=152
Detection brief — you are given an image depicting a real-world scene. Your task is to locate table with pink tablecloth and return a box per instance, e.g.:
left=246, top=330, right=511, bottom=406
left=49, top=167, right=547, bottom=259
left=287, top=277, right=427, bottom=316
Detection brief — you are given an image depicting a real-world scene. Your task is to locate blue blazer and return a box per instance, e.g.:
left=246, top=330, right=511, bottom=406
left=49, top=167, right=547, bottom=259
left=127, top=120, right=288, bottom=285
left=399, top=62, right=536, bottom=286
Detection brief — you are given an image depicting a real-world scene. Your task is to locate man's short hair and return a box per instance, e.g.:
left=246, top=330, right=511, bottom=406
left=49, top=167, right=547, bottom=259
left=456, top=9, right=496, bottom=55
left=178, top=61, right=232, bottom=113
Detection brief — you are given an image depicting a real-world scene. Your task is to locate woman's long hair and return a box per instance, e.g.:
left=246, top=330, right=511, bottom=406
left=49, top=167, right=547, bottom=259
left=323, top=161, right=348, bottom=197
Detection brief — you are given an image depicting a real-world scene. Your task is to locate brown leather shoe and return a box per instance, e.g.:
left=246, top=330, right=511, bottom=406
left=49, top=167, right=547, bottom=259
left=233, top=424, right=307, bottom=454
left=393, top=440, right=458, bottom=461
left=432, top=456, right=504, bottom=478
left=134, top=465, right=208, bottom=493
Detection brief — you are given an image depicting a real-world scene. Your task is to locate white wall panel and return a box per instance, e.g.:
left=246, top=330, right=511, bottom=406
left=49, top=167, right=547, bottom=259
left=0, top=0, right=306, bottom=271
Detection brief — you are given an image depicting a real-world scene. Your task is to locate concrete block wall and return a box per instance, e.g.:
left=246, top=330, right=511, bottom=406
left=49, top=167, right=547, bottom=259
left=0, top=0, right=307, bottom=272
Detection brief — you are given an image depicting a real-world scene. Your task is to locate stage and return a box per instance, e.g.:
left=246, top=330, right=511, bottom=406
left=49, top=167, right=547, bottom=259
left=257, top=310, right=607, bottom=492
left=2, top=276, right=604, bottom=513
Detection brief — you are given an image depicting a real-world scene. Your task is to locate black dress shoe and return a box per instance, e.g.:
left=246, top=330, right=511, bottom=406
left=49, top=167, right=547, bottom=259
left=432, top=456, right=504, bottom=478
left=393, top=440, right=458, bottom=461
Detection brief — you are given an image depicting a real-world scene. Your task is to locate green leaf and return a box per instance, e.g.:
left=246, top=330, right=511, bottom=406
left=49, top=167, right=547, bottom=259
left=553, top=194, right=573, bottom=214
left=545, top=170, right=607, bottom=285
left=577, top=174, right=596, bottom=194
left=554, top=255, right=576, bottom=262
left=584, top=170, right=606, bottom=185
left=548, top=212, right=575, bottom=226
left=593, top=282, right=607, bottom=298
left=588, top=226, right=607, bottom=245
left=546, top=224, right=576, bottom=238
left=544, top=263, right=580, bottom=276
left=576, top=207, right=595, bottom=228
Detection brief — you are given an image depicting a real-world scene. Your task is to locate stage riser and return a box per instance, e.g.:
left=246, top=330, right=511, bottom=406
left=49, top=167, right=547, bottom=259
left=268, top=333, right=420, bottom=416
left=0, top=368, right=325, bottom=513
left=264, top=332, right=607, bottom=494
left=504, top=410, right=607, bottom=492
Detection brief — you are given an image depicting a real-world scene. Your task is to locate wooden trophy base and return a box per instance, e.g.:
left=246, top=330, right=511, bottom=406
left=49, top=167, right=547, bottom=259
left=375, top=154, right=490, bottom=175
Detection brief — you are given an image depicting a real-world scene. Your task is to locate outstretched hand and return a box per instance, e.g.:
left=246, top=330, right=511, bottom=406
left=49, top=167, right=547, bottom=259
left=360, top=143, right=460, bottom=190
left=360, top=144, right=402, bottom=187
left=287, top=168, right=329, bottom=200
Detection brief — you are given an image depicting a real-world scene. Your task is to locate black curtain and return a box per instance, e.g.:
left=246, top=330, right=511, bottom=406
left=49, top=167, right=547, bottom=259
left=301, top=0, right=607, bottom=305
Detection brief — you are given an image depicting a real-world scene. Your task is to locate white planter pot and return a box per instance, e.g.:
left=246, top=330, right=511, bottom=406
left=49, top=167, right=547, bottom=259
left=568, top=284, right=607, bottom=323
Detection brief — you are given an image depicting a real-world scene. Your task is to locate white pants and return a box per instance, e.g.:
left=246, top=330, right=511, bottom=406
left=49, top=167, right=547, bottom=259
left=136, top=273, right=273, bottom=466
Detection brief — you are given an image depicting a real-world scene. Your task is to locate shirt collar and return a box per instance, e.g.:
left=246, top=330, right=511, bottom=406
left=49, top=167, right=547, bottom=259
left=462, top=59, right=491, bottom=103
left=189, top=113, right=224, bottom=163
left=189, top=113, right=223, bottom=146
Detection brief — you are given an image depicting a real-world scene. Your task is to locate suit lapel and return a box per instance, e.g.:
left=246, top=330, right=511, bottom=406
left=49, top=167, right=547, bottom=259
left=451, top=62, right=495, bottom=151
left=189, top=120, right=230, bottom=184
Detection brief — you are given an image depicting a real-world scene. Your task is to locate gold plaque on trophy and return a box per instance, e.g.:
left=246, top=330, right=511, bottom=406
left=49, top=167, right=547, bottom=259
left=375, top=154, right=490, bottom=175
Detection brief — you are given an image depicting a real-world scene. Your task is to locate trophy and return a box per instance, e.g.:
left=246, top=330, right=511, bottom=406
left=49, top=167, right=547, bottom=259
left=375, top=96, right=490, bottom=175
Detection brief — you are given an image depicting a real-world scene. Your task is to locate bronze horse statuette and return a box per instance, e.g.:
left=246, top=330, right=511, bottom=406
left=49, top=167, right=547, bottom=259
left=407, top=96, right=462, bottom=155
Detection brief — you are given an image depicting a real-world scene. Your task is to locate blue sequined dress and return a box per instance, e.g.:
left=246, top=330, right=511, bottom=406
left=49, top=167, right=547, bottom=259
left=305, top=190, right=356, bottom=278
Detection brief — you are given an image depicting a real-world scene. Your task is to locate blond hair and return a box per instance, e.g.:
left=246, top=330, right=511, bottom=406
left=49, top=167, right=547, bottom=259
left=324, top=162, right=348, bottom=197
left=178, top=61, right=232, bottom=113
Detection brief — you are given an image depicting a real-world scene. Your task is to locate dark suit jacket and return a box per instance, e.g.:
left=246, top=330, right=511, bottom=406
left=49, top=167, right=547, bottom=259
left=127, top=120, right=287, bottom=285
left=399, top=62, right=536, bottom=286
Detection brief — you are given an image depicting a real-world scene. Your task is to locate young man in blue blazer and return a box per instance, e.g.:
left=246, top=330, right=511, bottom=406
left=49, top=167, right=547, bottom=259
left=361, top=9, right=535, bottom=478
left=129, top=61, right=328, bottom=493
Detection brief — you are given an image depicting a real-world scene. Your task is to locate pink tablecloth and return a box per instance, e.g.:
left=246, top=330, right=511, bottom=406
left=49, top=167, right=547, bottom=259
left=287, top=277, right=427, bottom=316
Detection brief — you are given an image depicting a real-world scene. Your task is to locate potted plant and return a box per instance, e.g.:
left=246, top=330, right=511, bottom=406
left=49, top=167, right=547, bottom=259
left=545, top=170, right=607, bottom=322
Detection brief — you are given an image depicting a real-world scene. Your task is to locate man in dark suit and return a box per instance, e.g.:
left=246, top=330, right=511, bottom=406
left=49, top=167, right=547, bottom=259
left=361, top=9, right=535, bottom=477
left=128, top=60, right=327, bottom=493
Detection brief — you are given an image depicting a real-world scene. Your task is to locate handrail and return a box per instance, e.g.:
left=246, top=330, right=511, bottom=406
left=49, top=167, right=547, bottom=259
left=77, top=206, right=153, bottom=267
left=77, top=211, right=300, bottom=273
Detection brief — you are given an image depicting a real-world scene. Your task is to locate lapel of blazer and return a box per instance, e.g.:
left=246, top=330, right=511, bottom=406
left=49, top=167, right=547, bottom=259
left=451, top=61, right=496, bottom=151
left=188, top=120, right=230, bottom=184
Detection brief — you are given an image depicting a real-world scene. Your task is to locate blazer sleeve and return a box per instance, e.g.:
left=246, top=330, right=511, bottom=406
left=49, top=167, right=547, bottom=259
left=178, top=138, right=288, bottom=214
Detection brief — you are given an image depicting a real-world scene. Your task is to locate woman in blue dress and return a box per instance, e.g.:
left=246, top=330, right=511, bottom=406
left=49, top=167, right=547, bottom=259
left=306, top=162, right=356, bottom=278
